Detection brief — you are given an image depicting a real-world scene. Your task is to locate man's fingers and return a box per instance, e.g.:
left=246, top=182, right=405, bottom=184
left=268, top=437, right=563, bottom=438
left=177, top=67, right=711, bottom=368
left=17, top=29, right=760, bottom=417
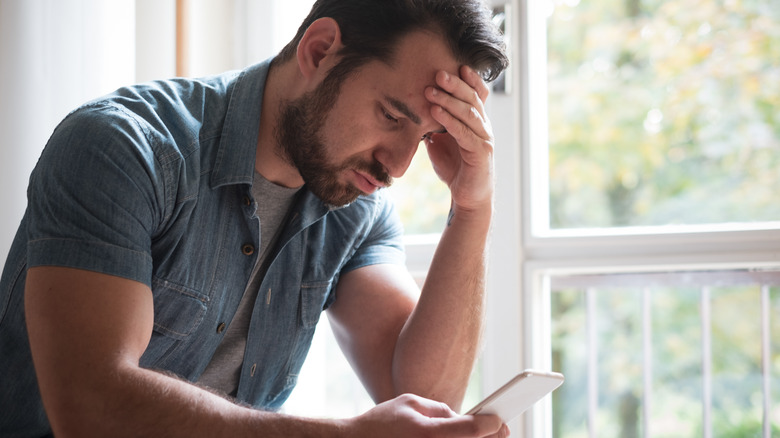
left=425, top=67, right=493, bottom=147
left=431, top=75, right=485, bottom=122
left=421, top=66, right=496, bottom=210
left=357, top=394, right=507, bottom=438
left=400, top=394, right=505, bottom=437
left=402, top=393, right=458, bottom=419
left=429, top=104, right=489, bottom=156
left=428, top=414, right=505, bottom=437
left=460, top=65, right=491, bottom=104
left=427, top=89, right=488, bottom=135
left=433, top=68, right=488, bottom=112
left=426, top=90, right=492, bottom=153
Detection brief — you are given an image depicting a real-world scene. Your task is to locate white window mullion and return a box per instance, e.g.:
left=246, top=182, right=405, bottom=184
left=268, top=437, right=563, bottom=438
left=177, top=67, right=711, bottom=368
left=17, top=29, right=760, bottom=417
left=761, top=284, right=771, bottom=438
left=701, top=286, right=712, bottom=438
left=642, top=287, right=653, bottom=438
left=586, top=287, right=598, bottom=438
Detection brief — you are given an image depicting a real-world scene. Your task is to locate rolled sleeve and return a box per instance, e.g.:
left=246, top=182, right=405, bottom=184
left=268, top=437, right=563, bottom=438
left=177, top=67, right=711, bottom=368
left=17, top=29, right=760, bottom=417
left=26, top=103, right=164, bottom=287
left=341, top=191, right=406, bottom=273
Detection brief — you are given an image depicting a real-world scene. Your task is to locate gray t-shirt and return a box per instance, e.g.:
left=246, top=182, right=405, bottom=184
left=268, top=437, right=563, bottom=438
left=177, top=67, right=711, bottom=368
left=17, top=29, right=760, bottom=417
left=197, top=171, right=300, bottom=396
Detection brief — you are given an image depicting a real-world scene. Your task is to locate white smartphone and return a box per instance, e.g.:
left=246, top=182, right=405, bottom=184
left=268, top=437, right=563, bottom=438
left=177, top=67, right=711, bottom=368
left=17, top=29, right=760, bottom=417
left=466, top=370, right=564, bottom=423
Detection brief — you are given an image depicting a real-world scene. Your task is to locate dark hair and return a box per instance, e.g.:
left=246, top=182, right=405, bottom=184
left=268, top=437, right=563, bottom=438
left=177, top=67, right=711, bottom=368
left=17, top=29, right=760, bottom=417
left=275, top=0, right=508, bottom=83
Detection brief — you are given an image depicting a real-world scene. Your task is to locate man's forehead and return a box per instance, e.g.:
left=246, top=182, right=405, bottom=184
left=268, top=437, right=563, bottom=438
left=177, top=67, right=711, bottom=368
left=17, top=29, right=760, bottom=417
left=377, top=30, right=460, bottom=83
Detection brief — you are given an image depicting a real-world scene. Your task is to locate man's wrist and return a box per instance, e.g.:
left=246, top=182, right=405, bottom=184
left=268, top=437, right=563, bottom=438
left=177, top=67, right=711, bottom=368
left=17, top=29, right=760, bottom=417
left=251, top=412, right=353, bottom=438
left=447, top=199, right=493, bottom=229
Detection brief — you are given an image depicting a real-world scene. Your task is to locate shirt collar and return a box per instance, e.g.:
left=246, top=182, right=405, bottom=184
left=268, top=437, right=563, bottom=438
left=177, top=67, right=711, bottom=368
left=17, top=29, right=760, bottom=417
left=210, top=58, right=272, bottom=189
left=208, top=58, right=355, bottom=218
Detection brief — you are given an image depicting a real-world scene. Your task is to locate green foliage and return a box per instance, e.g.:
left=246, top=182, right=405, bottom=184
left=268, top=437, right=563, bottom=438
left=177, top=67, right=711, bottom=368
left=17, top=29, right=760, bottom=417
left=547, top=0, right=780, bottom=228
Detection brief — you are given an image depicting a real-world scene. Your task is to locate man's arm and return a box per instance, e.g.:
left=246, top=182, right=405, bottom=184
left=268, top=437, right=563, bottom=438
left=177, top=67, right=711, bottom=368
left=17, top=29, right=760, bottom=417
left=24, top=266, right=334, bottom=437
left=328, top=65, right=495, bottom=411
left=394, top=205, right=491, bottom=410
left=329, top=212, right=488, bottom=411
left=398, top=65, right=496, bottom=409
left=25, top=266, right=503, bottom=438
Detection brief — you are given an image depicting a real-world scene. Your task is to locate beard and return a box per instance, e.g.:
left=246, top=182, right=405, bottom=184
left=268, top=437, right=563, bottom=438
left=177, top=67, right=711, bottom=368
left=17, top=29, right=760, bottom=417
left=274, top=74, right=392, bottom=207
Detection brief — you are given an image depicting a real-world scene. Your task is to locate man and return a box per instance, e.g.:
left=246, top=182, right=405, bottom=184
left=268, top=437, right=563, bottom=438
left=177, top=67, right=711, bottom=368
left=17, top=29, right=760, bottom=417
left=0, top=0, right=509, bottom=436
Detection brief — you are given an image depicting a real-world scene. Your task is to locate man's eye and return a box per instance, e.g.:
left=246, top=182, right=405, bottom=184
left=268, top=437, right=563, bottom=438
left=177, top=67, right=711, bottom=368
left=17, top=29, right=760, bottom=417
left=383, top=109, right=399, bottom=124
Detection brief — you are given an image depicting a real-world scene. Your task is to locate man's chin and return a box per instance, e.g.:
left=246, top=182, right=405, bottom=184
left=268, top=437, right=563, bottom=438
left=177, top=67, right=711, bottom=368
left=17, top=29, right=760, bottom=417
left=312, top=186, right=364, bottom=209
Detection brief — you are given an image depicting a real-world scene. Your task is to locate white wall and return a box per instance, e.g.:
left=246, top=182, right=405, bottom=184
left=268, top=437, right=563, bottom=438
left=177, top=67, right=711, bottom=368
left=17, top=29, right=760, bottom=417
left=135, top=0, right=176, bottom=82
left=0, top=0, right=308, bottom=267
left=183, top=0, right=312, bottom=78
left=0, top=0, right=136, bottom=266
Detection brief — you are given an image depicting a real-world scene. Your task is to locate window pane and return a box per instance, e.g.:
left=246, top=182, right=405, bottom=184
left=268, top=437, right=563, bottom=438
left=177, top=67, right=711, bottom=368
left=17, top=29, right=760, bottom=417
left=649, top=287, right=703, bottom=438
left=596, top=287, right=644, bottom=438
left=546, top=0, right=780, bottom=229
left=284, top=314, right=484, bottom=417
left=283, top=315, right=375, bottom=418
left=710, top=286, right=763, bottom=437
left=551, top=289, right=589, bottom=436
left=386, top=146, right=450, bottom=235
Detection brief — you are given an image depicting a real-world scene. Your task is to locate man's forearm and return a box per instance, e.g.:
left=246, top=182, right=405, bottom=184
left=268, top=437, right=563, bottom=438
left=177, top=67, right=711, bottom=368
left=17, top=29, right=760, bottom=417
left=45, top=364, right=346, bottom=438
left=46, top=364, right=508, bottom=438
left=391, top=204, right=492, bottom=411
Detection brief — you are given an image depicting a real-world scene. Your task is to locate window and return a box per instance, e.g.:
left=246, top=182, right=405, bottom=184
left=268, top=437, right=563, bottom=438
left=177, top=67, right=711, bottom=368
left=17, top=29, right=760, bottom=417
left=387, top=147, right=452, bottom=235
left=516, top=0, right=780, bottom=437
left=549, top=270, right=779, bottom=437
left=545, top=0, right=780, bottom=230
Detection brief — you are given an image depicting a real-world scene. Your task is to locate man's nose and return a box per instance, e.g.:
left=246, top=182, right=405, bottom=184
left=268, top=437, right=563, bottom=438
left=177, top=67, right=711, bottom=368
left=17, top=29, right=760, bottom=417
left=378, top=140, right=419, bottom=179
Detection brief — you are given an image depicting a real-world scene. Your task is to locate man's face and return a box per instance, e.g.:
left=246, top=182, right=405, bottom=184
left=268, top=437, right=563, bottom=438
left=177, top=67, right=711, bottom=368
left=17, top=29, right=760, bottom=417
left=276, top=30, right=459, bottom=207
left=275, top=69, right=391, bottom=207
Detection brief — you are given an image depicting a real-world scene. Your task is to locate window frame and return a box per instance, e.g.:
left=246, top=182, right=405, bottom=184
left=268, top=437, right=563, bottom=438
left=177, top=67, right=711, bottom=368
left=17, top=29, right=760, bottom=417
left=493, top=0, right=780, bottom=436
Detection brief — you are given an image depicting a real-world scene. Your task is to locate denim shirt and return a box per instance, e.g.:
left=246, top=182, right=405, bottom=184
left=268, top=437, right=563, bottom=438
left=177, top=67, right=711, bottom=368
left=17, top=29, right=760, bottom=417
left=0, top=59, right=405, bottom=436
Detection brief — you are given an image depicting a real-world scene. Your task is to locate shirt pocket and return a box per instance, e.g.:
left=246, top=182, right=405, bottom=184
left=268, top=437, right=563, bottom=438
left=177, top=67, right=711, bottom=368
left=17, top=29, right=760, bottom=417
left=299, top=279, right=333, bottom=329
left=151, top=277, right=208, bottom=339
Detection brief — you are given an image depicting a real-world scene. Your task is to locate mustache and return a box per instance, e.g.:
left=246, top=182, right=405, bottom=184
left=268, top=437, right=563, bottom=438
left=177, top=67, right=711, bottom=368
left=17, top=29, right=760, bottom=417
left=351, top=158, right=393, bottom=188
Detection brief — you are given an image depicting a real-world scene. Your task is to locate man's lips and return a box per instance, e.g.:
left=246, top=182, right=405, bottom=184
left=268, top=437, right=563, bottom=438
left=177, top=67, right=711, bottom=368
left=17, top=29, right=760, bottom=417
left=352, top=170, right=386, bottom=194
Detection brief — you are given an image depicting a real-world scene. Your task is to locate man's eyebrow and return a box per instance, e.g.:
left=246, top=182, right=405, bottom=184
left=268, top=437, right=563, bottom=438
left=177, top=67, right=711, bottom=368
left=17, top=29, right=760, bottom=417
left=385, top=96, right=422, bottom=125
left=384, top=95, right=447, bottom=135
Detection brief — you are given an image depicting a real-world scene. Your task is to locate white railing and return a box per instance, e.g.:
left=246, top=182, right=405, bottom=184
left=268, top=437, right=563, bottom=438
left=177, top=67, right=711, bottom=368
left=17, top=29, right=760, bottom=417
left=547, top=269, right=778, bottom=438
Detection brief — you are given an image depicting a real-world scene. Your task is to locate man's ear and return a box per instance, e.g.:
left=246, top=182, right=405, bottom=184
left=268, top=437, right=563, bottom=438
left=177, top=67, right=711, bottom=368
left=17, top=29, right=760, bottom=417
left=296, top=17, right=343, bottom=81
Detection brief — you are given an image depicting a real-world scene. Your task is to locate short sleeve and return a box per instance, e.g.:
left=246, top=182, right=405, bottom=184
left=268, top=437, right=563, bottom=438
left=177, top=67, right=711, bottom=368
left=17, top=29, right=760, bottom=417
left=25, top=103, right=165, bottom=286
left=340, top=191, right=406, bottom=273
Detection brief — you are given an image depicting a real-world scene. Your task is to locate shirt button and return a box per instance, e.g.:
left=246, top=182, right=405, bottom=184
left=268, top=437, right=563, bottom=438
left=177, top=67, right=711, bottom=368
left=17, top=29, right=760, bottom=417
left=216, top=322, right=226, bottom=334
left=241, top=244, right=255, bottom=255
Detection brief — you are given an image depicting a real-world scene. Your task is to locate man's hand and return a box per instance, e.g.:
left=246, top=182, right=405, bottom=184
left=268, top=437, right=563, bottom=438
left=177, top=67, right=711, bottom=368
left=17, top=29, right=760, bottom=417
left=345, top=394, right=510, bottom=438
left=424, top=65, right=494, bottom=214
